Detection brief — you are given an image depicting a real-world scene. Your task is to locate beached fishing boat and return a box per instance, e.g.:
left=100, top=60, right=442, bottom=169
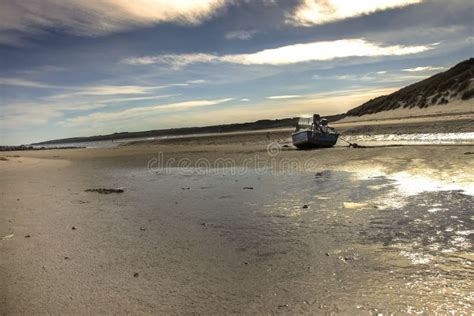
left=292, top=115, right=339, bottom=149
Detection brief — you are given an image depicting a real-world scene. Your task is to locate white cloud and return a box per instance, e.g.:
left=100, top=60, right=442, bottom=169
left=267, top=95, right=303, bottom=99
left=332, top=74, right=363, bottom=80
left=0, top=78, right=58, bottom=88
left=289, top=0, right=423, bottom=26
left=305, top=87, right=399, bottom=99
left=125, top=38, right=434, bottom=68
left=377, top=74, right=428, bottom=83
left=58, top=94, right=179, bottom=111
left=402, top=66, right=446, bottom=72
left=313, top=71, right=430, bottom=83
left=60, top=98, right=233, bottom=127
left=315, top=73, right=384, bottom=81
left=186, top=79, right=207, bottom=84
left=230, top=39, right=433, bottom=65
left=124, top=53, right=218, bottom=68
left=0, top=0, right=228, bottom=44
left=240, top=98, right=251, bottom=102
left=46, top=85, right=159, bottom=100
left=49, top=83, right=192, bottom=99
left=225, top=30, right=256, bottom=40
left=90, top=95, right=178, bottom=105
left=67, top=85, right=157, bottom=96
left=0, top=78, right=198, bottom=96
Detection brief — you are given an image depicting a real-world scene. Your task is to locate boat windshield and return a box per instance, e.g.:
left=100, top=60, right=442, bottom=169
left=296, top=117, right=312, bottom=131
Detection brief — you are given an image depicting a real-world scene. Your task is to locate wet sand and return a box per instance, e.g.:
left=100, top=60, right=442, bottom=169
left=1, top=130, right=473, bottom=314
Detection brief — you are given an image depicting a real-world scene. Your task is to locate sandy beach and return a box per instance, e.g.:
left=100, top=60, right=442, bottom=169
left=1, top=123, right=473, bottom=315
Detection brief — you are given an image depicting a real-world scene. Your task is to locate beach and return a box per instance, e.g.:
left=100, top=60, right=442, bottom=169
left=1, top=0, right=473, bottom=313
left=1, top=123, right=473, bottom=314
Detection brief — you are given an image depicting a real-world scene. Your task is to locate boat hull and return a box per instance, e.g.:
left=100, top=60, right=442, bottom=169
left=292, top=130, right=339, bottom=149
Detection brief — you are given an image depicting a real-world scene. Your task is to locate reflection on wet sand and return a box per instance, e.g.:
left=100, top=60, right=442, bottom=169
left=345, top=132, right=474, bottom=146
left=127, top=167, right=473, bottom=314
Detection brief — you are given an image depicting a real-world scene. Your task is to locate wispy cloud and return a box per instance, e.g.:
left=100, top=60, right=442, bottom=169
left=0, top=78, right=201, bottom=96
left=124, top=38, right=434, bottom=68
left=402, top=66, right=446, bottom=72
left=60, top=87, right=400, bottom=138
left=0, top=0, right=228, bottom=44
left=48, top=82, right=197, bottom=99
left=88, top=95, right=178, bottom=105
left=225, top=30, right=256, bottom=40
left=0, top=94, right=179, bottom=129
left=158, top=88, right=401, bottom=130
left=313, top=71, right=430, bottom=83
left=267, top=95, right=303, bottom=99
left=289, top=0, right=423, bottom=26
left=186, top=79, right=207, bottom=84
left=59, top=98, right=233, bottom=127
left=57, top=94, right=180, bottom=111
left=0, top=77, right=205, bottom=131
left=15, top=65, right=66, bottom=76
left=0, top=103, right=63, bottom=129
left=124, top=53, right=217, bottom=68
left=0, top=78, right=58, bottom=88
left=52, top=85, right=158, bottom=98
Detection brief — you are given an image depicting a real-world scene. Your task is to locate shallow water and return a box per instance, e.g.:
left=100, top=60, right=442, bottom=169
left=103, top=166, right=473, bottom=314
left=344, top=132, right=474, bottom=146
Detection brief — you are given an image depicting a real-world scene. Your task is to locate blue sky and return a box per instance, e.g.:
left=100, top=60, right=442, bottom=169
left=0, top=0, right=472, bottom=145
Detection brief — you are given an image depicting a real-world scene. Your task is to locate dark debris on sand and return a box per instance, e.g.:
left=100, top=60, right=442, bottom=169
left=348, top=143, right=366, bottom=148
left=85, top=188, right=124, bottom=194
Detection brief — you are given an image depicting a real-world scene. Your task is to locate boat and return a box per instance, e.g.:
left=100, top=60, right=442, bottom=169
left=292, top=114, right=339, bottom=149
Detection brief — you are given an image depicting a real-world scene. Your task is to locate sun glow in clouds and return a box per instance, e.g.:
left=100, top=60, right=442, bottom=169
left=0, top=0, right=227, bottom=44
left=125, top=38, right=434, bottom=67
left=290, top=0, right=423, bottom=26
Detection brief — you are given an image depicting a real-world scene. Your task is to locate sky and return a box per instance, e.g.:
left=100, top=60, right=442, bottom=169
left=0, top=0, right=473, bottom=145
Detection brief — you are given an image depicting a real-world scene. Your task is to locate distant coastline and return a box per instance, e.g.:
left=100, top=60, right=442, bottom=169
left=31, top=115, right=344, bottom=146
